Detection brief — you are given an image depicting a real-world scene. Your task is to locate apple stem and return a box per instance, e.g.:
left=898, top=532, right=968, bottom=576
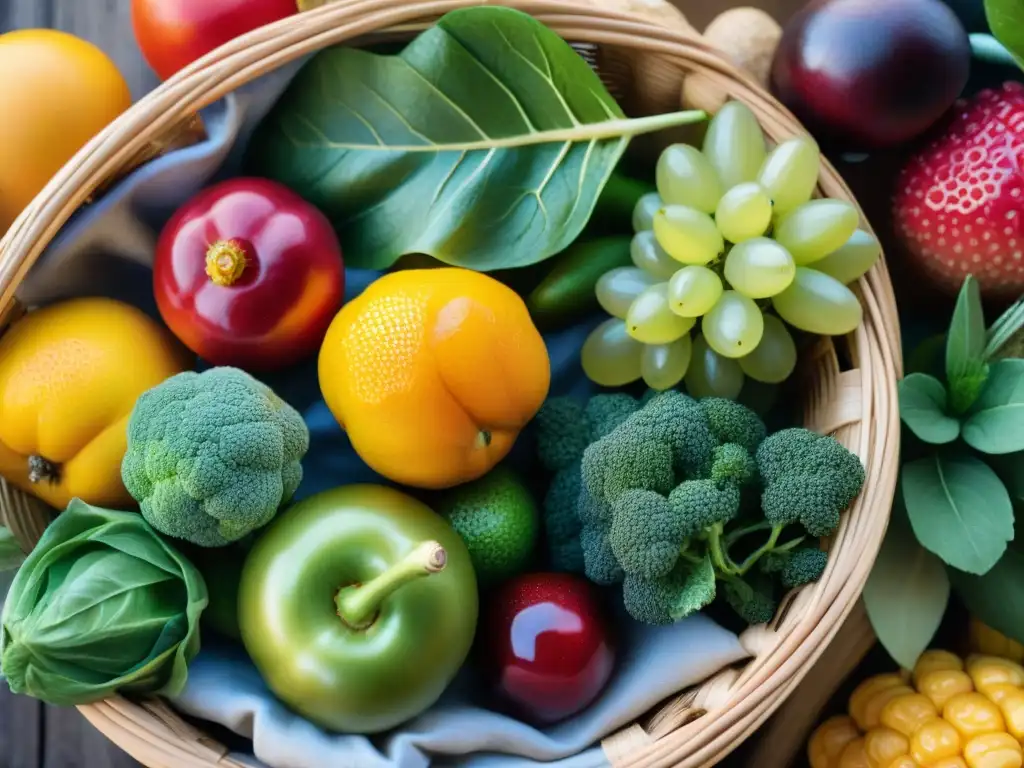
left=335, top=541, right=447, bottom=629
left=205, top=239, right=250, bottom=287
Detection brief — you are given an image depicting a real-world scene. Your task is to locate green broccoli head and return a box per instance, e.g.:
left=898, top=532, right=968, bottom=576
left=533, top=397, right=590, bottom=472
left=584, top=393, right=640, bottom=439
left=542, top=466, right=585, bottom=573
left=122, top=367, right=309, bottom=548
left=609, top=489, right=687, bottom=579
left=621, top=555, right=716, bottom=625
left=698, top=398, right=767, bottom=455
left=667, top=479, right=741, bottom=538
left=722, top=578, right=777, bottom=625
left=580, top=421, right=675, bottom=503
left=633, top=391, right=717, bottom=478
left=580, top=521, right=624, bottom=585
left=756, top=428, right=866, bottom=537
left=781, top=547, right=829, bottom=588
left=709, top=443, right=757, bottom=487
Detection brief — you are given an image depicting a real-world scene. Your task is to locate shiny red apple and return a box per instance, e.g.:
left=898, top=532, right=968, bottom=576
left=770, top=0, right=970, bottom=150
left=482, top=572, right=615, bottom=724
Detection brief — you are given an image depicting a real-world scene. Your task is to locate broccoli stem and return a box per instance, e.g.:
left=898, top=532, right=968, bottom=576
left=723, top=521, right=775, bottom=549
left=705, top=523, right=740, bottom=576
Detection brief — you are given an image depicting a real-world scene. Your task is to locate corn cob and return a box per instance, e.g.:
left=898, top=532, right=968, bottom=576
left=808, top=650, right=1024, bottom=767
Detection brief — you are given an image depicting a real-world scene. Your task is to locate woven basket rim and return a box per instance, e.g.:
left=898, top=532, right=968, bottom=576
left=0, top=2, right=902, bottom=767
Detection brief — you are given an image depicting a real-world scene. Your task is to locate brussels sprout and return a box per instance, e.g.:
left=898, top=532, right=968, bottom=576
left=0, top=499, right=208, bottom=706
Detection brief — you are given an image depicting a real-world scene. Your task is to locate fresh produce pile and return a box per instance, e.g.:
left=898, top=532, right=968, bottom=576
left=0, top=4, right=876, bottom=741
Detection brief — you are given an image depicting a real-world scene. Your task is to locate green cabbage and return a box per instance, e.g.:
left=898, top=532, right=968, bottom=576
left=0, top=499, right=208, bottom=706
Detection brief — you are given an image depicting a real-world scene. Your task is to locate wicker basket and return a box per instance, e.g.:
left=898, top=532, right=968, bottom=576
left=0, top=1, right=903, bottom=766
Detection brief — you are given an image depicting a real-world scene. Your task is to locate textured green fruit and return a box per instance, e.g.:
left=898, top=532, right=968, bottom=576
left=436, top=465, right=539, bottom=586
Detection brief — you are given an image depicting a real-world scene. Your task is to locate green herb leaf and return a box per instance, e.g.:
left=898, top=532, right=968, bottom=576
left=864, top=494, right=949, bottom=671
left=962, top=359, right=1024, bottom=455
left=244, top=6, right=706, bottom=271
left=988, top=451, right=1024, bottom=504
left=946, top=276, right=990, bottom=414
left=902, top=451, right=1014, bottom=575
left=952, top=541, right=1024, bottom=647
left=670, top=551, right=716, bottom=620
left=0, top=527, right=25, bottom=573
left=985, top=0, right=1024, bottom=69
left=986, top=295, right=1024, bottom=359
left=898, top=373, right=961, bottom=445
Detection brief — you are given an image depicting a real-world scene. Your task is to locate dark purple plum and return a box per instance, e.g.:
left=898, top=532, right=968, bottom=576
left=770, top=0, right=971, bottom=150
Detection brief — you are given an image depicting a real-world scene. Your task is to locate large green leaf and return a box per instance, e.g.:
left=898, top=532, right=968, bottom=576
left=244, top=6, right=706, bottom=271
left=963, top=359, right=1024, bottom=455
left=952, top=540, right=1024, bottom=646
left=898, top=373, right=960, bottom=445
left=946, top=276, right=989, bottom=414
left=985, top=0, right=1024, bottom=69
left=864, top=495, right=949, bottom=671
left=902, top=451, right=1014, bottom=575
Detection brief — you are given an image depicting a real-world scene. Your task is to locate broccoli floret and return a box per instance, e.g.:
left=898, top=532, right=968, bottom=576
left=580, top=522, right=624, bottom=585
left=781, top=548, right=829, bottom=588
left=668, top=479, right=742, bottom=538
left=756, top=429, right=866, bottom=537
left=534, top=397, right=590, bottom=472
left=609, top=490, right=687, bottom=579
left=722, top=578, right=777, bottom=625
left=585, top=393, right=639, bottom=439
left=632, top=391, right=717, bottom=477
left=542, top=466, right=584, bottom=573
left=580, top=424, right=675, bottom=503
left=621, top=556, right=717, bottom=625
left=576, top=483, right=613, bottom=528
left=709, top=443, right=757, bottom=486
left=699, top=397, right=767, bottom=454
left=121, top=367, right=309, bottom=547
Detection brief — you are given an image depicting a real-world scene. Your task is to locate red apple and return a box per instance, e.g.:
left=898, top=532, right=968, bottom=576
left=770, top=0, right=970, bottom=150
left=482, top=572, right=615, bottom=724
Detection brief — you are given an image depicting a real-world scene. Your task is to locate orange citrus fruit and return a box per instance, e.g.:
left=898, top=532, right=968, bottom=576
left=318, top=268, right=550, bottom=489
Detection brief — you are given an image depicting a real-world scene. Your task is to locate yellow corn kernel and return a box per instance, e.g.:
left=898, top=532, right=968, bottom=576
left=882, top=694, right=939, bottom=737
left=853, top=676, right=916, bottom=729
left=996, top=688, right=1024, bottom=740
left=915, top=651, right=966, bottom=688
left=865, top=727, right=911, bottom=767
left=968, top=657, right=1024, bottom=694
left=810, top=716, right=862, bottom=768
left=930, top=760, right=969, bottom=768
left=944, top=693, right=1007, bottom=739
left=969, top=619, right=1024, bottom=664
left=983, top=684, right=1021, bottom=707
left=910, top=717, right=963, bottom=764
left=885, top=759, right=921, bottom=768
left=860, top=687, right=919, bottom=731
left=838, top=738, right=871, bottom=768
left=963, top=732, right=1024, bottom=768
left=919, top=670, right=976, bottom=710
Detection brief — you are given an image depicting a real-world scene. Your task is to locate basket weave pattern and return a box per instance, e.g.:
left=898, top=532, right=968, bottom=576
left=0, top=1, right=902, bottom=766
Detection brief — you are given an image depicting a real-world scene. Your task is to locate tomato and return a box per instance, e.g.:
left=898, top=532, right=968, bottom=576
left=131, top=0, right=298, bottom=81
left=153, top=177, right=345, bottom=372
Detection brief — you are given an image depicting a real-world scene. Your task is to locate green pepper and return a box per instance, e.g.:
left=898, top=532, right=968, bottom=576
left=237, top=484, right=478, bottom=734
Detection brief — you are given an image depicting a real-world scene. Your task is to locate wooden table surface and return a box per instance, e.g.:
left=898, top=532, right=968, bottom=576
left=0, top=0, right=799, bottom=766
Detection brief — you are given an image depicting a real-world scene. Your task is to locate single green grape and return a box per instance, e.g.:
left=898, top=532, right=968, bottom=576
left=580, top=317, right=644, bottom=387
left=723, top=237, right=796, bottom=299
left=684, top=333, right=745, bottom=400
left=653, top=204, right=724, bottom=265
left=715, top=182, right=773, bottom=243
left=757, top=136, right=820, bottom=216
left=667, top=265, right=723, bottom=318
left=632, top=191, right=662, bottom=233
left=625, top=282, right=696, bottom=344
left=811, top=229, right=882, bottom=285
left=595, top=267, right=660, bottom=319
left=701, top=290, right=764, bottom=358
left=641, top=334, right=693, bottom=391
left=631, top=230, right=679, bottom=279
left=655, top=143, right=722, bottom=214
left=738, top=314, right=797, bottom=383
left=773, top=199, right=860, bottom=265
left=702, top=100, right=767, bottom=190
left=771, top=267, right=863, bottom=335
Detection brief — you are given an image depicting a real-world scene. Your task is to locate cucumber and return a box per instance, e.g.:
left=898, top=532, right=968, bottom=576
left=527, top=236, right=634, bottom=329
left=585, top=171, right=656, bottom=236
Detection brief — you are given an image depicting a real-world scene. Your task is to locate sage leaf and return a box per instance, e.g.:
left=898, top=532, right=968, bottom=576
left=985, top=0, right=1024, bottom=69
left=902, top=452, right=1014, bottom=575
left=952, top=540, right=1024, bottom=646
left=963, top=359, right=1024, bottom=454
left=244, top=6, right=706, bottom=271
left=946, top=275, right=989, bottom=414
left=898, top=373, right=960, bottom=445
left=670, top=552, right=716, bottom=621
left=864, top=496, right=949, bottom=671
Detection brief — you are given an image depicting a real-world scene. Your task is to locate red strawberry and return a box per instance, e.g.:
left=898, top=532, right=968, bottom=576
left=893, top=81, right=1024, bottom=299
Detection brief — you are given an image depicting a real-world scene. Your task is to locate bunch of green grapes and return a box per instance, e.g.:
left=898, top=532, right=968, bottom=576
left=582, top=100, right=882, bottom=398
